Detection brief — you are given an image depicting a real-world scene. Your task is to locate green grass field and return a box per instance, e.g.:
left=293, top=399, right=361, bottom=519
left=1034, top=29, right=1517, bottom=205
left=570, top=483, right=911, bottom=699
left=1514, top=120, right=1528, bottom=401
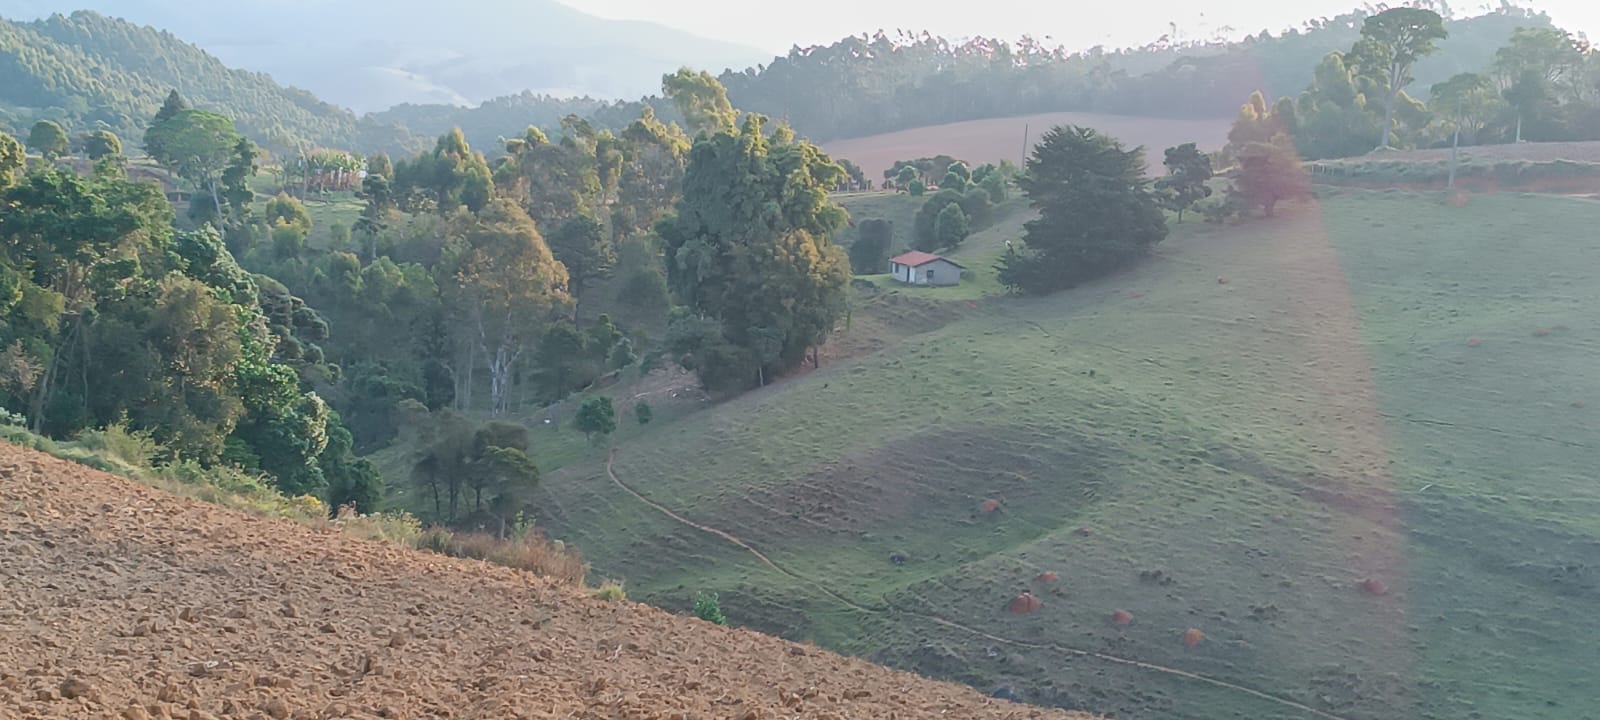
left=833, top=192, right=925, bottom=252
left=528, top=188, right=1600, bottom=720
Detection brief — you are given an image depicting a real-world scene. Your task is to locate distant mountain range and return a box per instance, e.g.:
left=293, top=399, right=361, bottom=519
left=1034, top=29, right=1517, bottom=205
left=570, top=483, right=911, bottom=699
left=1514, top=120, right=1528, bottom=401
left=0, top=0, right=769, bottom=112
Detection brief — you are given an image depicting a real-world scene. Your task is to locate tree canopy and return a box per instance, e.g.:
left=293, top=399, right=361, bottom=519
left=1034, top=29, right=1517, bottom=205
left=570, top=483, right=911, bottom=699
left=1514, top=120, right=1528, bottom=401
left=998, top=126, right=1167, bottom=294
left=26, top=121, right=68, bottom=160
left=658, top=111, right=850, bottom=390
left=1351, top=7, right=1449, bottom=148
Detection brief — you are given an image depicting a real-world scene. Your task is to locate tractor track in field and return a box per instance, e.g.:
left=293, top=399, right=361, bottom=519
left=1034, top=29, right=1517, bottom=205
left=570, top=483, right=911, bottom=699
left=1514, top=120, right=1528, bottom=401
left=604, top=450, right=1358, bottom=720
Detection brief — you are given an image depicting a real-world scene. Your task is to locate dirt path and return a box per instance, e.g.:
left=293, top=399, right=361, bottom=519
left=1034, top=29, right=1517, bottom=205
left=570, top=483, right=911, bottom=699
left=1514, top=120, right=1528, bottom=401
left=0, top=442, right=1084, bottom=720
left=603, top=452, right=1356, bottom=720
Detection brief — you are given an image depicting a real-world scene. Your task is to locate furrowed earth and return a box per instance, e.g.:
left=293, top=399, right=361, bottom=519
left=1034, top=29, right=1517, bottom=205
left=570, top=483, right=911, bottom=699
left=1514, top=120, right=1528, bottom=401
left=0, top=443, right=1091, bottom=720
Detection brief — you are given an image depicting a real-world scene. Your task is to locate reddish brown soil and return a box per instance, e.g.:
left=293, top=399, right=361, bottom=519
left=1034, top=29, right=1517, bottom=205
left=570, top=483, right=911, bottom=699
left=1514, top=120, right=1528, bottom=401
left=821, top=112, right=1231, bottom=180
left=0, top=442, right=1087, bottom=720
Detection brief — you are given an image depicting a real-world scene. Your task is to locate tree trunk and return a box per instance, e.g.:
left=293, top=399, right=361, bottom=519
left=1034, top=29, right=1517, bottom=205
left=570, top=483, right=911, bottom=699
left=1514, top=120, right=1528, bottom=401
left=1515, top=114, right=1524, bottom=143
left=1447, top=127, right=1460, bottom=191
left=1379, top=91, right=1397, bottom=149
left=571, top=282, right=584, bottom=330
left=209, top=178, right=223, bottom=228
left=29, top=318, right=79, bottom=434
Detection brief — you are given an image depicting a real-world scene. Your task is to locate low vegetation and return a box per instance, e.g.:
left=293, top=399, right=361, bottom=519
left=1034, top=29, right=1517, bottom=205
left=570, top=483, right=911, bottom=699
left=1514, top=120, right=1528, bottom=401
left=0, top=415, right=586, bottom=587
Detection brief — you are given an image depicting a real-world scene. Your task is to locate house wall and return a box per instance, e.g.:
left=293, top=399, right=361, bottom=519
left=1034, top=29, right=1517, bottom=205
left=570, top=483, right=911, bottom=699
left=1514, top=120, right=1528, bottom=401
left=890, top=262, right=912, bottom=283
left=890, top=259, right=962, bottom=285
left=918, top=260, right=962, bottom=286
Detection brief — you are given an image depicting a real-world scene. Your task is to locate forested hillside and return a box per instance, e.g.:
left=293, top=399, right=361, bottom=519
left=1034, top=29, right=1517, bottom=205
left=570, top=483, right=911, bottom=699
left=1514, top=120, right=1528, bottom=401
left=367, top=93, right=681, bottom=158
left=719, top=6, right=1552, bottom=141
left=1, top=4, right=1567, bottom=161
left=0, top=11, right=415, bottom=154
left=0, top=0, right=767, bottom=113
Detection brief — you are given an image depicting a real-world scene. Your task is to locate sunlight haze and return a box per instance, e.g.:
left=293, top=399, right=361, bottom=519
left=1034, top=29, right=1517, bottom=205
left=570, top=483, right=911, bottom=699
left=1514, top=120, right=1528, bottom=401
left=561, top=0, right=1600, bottom=53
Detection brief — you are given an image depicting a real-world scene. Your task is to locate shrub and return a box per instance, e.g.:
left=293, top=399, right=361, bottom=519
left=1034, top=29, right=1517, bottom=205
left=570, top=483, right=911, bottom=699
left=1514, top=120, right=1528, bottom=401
left=693, top=591, right=728, bottom=625
left=934, top=203, right=970, bottom=249
left=635, top=400, right=653, bottom=425
left=593, top=580, right=627, bottom=602
left=1198, top=192, right=1245, bottom=224
left=574, top=396, right=617, bottom=443
left=412, top=527, right=588, bottom=588
left=908, top=179, right=925, bottom=196
left=75, top=423, right=157, bottom=468
left=848, top=218, right=893, bottom=274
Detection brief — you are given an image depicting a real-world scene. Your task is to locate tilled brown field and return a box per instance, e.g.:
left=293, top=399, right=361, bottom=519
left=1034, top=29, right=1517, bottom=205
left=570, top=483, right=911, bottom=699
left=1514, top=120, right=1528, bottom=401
left=820, top=112, right=1231, bottom=181
left=0, top=443, right=1087, bottom=720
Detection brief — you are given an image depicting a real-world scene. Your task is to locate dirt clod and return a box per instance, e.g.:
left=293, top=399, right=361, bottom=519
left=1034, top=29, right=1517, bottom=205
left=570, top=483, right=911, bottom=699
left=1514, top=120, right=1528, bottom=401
left=261, top=697, right=290, bottom=720
left=59, top=676, right=95, bottom=700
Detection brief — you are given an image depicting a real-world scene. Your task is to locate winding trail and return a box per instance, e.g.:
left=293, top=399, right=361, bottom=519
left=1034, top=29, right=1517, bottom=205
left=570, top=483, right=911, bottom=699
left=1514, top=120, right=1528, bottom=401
left=603, top=450, right=1357, bottom=720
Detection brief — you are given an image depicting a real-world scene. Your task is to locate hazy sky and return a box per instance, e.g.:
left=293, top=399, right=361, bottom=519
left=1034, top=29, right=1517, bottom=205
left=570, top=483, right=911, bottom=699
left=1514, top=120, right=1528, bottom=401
left=558, top=1, right=1600, bottom=54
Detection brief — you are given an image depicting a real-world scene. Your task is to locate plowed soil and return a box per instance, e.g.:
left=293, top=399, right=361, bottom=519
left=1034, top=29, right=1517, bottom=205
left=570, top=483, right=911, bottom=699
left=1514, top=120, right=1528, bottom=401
left=0, top=442, right=1088, bottom=720
left=820, top=111, right=1231, bottom=180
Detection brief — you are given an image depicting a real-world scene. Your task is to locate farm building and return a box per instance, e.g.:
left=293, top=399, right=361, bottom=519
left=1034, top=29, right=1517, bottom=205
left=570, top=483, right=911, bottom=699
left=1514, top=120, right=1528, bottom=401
left=888, top=251, right=963, bottom=286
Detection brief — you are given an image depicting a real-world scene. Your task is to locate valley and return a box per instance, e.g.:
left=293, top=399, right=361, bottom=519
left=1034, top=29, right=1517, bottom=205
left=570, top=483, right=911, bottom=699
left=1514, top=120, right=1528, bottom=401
left=534, top=190, right=1600, bottom=719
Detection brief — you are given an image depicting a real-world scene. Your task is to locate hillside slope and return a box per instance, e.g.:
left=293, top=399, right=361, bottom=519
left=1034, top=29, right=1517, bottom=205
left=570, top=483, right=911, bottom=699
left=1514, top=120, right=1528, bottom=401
left=534, top=190, right=1600, bottom=719
left=0, top=11, right=412, bottom=153
left=0, top=442, right=1089, bottom=720
left=0, top=0, right=767, bottom=112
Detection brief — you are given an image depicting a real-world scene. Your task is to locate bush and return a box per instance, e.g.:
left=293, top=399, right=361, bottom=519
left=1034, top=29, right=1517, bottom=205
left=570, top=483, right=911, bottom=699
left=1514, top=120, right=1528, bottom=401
left=848, top=218, right=894, bottom=274
left=1198, top=192, right=1244, bottom=224
left=412, top=527, right=588, bottom=588
left=693, top=591, right=728, bottom=625
left=635, top=400, right=653, bottom=425
left=593, top=580, right=627, bottom=602
left=574, top=396, right=617, bottom=443
left=934, top=203, right=971, bottom=249
left=908, top=179, right=925, bottom=196
left=75, top=423, right=157, bottom=468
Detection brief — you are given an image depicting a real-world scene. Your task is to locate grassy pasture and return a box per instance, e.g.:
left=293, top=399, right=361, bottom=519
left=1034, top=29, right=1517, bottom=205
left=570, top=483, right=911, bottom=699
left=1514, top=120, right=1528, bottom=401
left=531, top=189, right=1600, bottom=720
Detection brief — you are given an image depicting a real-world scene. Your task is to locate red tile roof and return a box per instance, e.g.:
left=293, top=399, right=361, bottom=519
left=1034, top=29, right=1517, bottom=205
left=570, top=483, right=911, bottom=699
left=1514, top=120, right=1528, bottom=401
left=888, top=251, right=963, bottom=268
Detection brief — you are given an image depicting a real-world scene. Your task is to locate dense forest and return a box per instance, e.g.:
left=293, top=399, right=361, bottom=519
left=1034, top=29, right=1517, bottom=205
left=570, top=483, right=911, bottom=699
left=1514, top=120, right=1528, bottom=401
left=344, top=4, right=1559, bottom=149
left=2, top=5, right=1569, bottom=162
left=1, top=67, right=855, bottom=532
left=718, top=5, right=1551, bottom=141
left=367, top=93, right=682, bottom=158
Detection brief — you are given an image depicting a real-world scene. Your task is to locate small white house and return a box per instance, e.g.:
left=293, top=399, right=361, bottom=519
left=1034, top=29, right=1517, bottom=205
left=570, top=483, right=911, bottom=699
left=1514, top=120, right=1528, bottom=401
left=888, top=251, right=964, bottom=286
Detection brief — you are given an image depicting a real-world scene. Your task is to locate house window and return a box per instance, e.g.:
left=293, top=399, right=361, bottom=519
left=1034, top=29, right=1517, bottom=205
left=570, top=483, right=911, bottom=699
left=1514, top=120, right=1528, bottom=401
left=926, top=269, right=936, bottom=281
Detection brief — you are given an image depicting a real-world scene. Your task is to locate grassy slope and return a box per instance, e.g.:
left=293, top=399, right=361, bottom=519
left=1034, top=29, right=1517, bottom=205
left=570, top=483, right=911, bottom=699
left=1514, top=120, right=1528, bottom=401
left=837, top=191, right=1029, bottom=299
left=534, top=189, right=1600, bottom=720
left=833, top=192, right=925, bottom=253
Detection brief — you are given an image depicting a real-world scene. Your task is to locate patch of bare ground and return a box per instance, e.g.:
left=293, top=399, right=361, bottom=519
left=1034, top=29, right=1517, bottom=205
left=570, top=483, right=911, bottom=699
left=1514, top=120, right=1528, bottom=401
left=821, top=112, right=1231, bottom=181
left=0, top=441, right=1090, bottom=720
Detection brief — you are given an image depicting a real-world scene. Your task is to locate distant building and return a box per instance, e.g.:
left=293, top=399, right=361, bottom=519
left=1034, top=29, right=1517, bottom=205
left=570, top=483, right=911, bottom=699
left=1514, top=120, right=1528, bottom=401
left=888, top=251, right=963, bottom=286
